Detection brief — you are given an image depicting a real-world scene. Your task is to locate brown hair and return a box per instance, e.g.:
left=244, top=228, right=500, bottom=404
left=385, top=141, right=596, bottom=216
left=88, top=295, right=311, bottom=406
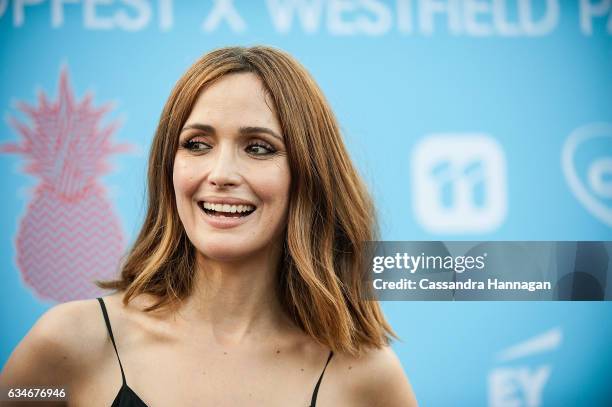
left=98, top=46, right=396, bottom=355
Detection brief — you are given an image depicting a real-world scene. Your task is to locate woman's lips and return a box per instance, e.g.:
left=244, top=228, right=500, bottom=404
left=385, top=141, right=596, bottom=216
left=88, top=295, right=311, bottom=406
left=197, top=202, right=255, bottom=229
left=199, top=201, right=256, bottom=216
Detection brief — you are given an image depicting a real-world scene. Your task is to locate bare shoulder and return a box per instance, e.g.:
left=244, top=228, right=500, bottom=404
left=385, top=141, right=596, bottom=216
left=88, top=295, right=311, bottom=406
left=0, top=296, right=111, bottom=387
left=329, top=345, right=418, bottom=407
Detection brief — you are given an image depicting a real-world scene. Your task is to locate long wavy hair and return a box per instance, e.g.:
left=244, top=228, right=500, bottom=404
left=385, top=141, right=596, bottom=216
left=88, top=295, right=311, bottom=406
left=98, top=46, right=396, bottom=355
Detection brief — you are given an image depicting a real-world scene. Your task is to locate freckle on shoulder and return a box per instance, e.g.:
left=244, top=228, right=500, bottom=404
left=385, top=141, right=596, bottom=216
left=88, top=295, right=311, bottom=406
left=333, top=345, right=397, bottom=371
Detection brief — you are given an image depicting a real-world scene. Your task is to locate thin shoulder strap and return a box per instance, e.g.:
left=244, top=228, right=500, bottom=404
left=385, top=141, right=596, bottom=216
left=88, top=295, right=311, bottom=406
left=97, top=297, right=127, bottom=385
left=310, top=350, right=334, bottom=407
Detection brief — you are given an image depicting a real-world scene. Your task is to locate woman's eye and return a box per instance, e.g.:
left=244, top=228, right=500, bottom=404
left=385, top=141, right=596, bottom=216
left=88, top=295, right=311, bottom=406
left=246, top=143, right=275, bottom=156
left=182, top=140, right=210, bottom=152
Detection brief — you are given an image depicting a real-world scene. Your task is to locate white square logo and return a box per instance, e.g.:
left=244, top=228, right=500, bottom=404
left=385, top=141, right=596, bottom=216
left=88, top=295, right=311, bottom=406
left=411, top=134, right=507, bottom=234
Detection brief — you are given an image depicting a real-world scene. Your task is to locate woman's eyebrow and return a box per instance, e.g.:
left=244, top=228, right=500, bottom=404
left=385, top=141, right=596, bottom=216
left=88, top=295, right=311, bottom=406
left=181, top=123, right=215, bottom=134
left=181, top=123, right=283, bottom=142
left=239, top=126, right=283, bottom=142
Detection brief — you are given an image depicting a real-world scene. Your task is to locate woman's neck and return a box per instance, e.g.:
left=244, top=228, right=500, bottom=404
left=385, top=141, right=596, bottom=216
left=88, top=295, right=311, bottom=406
left=176, top=243, right=292, bottom=346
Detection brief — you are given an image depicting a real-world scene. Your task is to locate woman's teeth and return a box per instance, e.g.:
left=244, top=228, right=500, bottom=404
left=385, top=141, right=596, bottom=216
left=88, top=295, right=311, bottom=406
left=200, top=202, right=256, bottom=217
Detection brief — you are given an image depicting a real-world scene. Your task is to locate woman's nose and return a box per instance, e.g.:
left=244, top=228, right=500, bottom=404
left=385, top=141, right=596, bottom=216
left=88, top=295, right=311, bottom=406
left=207, top=145, right=241, bottom=188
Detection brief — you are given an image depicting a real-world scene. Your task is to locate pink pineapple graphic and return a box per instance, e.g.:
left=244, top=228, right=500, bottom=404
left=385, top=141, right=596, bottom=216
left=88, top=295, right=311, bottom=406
left=1, top=68, right=133, bottom=302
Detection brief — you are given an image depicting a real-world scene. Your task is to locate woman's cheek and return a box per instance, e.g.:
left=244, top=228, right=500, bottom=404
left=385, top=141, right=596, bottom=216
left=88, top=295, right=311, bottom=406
left=174, top=157, right=203, bottom=193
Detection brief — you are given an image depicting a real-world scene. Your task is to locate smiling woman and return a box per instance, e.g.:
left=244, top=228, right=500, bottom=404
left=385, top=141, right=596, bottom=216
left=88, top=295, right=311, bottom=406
left=173, top=73, right=291, bottom=261
left=0, top=46, right=418, bottom=407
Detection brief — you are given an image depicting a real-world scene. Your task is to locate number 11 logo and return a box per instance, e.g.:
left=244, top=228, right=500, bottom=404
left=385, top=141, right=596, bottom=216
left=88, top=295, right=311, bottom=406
left=411, top=134, right=507, bottom=234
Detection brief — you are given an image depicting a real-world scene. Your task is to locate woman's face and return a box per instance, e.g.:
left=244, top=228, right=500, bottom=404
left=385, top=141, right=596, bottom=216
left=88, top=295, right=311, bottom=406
left=173, top=73, right=290, bottom=262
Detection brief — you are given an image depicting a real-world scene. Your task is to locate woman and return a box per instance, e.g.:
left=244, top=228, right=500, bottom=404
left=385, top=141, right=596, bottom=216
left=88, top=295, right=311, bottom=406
left=1, top=46, right=417, bottom=406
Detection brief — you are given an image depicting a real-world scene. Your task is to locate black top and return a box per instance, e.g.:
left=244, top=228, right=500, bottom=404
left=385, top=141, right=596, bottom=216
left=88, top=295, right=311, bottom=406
left=97, top=297, right=334, bottom=406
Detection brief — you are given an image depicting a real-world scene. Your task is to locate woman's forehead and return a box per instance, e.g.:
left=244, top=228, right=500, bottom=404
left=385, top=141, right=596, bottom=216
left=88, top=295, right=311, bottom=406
left=185, top=73, right=280, bottom=132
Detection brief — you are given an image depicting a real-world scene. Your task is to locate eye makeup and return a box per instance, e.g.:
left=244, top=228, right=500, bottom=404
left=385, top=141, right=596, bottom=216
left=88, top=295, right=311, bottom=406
left=179, top=134, right=278, bottom=157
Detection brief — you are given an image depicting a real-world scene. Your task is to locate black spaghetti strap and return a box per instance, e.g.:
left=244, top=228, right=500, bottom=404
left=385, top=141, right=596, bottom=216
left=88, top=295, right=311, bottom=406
left=310, top=350, right=334, bottom=407
left=97, top=297, right=127, bottom=385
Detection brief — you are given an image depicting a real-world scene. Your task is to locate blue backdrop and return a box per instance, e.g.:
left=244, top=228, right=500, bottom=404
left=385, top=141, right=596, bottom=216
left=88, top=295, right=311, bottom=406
left=1, top=1, right=611, bottom=405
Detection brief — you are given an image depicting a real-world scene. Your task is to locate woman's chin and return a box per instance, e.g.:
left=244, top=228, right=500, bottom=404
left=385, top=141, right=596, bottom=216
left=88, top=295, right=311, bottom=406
left=196, top=244, right=257, bottom=263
